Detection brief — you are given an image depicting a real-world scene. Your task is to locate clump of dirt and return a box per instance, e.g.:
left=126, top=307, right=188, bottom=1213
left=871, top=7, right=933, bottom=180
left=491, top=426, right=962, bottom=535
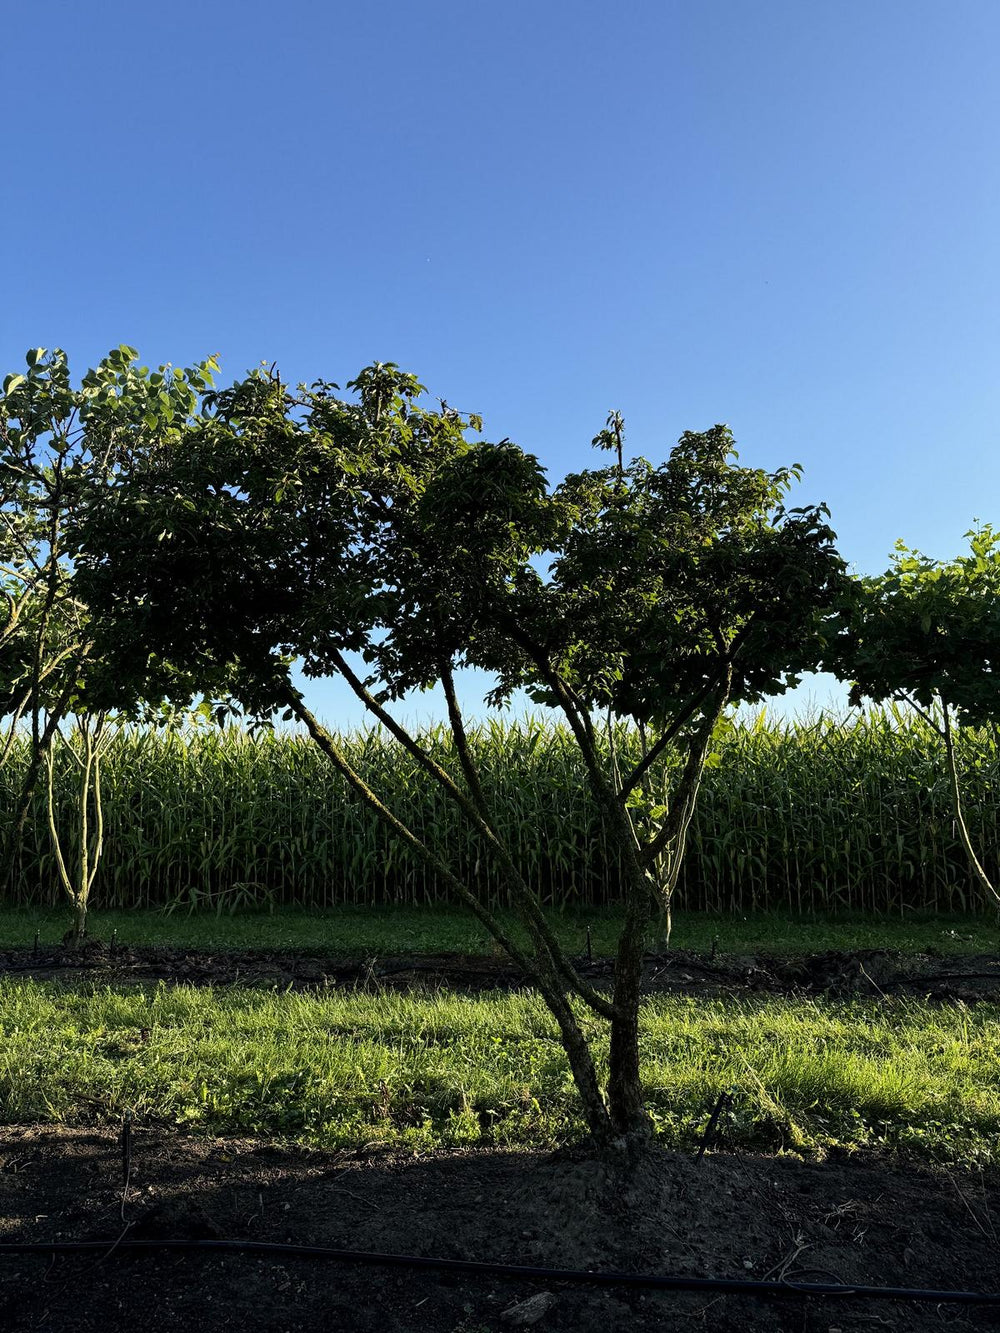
left=0, top=1127, right=997, bottom=1332
left=2, top=938, right=1000, bottom=1003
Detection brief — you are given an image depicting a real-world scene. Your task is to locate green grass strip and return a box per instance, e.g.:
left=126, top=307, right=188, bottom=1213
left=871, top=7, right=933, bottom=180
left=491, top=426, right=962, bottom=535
left=0, top=979, right=996, bottom=1163
left=2, top=905, right=998, bottom=957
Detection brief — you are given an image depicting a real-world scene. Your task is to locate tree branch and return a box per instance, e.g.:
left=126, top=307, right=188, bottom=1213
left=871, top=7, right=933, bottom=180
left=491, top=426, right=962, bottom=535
left=330, top=649, right=616, bottom=1019
left=283, top=684, right=615, bottom=1138
left=641, top=667, right=732, bottom=868
left=942, top=699, right=1000, bottom=908
left=438, top=660, right=618, bottom=1020
left=620, top=672, right=724, bottom=798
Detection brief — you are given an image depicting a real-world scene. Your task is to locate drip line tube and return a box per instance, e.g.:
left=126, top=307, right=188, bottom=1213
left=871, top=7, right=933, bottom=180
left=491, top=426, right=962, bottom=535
left=0, top=1238, right=996, bottom=1306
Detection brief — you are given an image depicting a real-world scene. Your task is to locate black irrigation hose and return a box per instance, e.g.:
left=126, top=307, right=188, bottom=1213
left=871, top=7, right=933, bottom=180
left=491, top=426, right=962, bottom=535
left=0, top=1238, right=997, bottom=1306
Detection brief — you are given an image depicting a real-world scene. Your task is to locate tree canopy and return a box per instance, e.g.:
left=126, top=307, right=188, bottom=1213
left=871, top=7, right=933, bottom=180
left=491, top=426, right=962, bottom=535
left=73, top=363, right=848, bottom=734
left=842, top=526, right=1000, bottom=727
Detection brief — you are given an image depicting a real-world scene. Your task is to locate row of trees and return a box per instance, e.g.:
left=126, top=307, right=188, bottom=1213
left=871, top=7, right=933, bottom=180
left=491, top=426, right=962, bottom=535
left=2, top=345, right=998, bottom=1146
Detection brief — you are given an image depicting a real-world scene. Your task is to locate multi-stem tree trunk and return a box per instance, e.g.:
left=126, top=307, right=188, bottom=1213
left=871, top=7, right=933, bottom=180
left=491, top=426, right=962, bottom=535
left=607, top=891, right=654, bottom=1137
left=600, top=688, right=728, bottom=1138
left=285, top=661, right=726, bottom=1151
left=285, top=690, right=618, bottom=1144
left=45, top=714, right=107, bottom=946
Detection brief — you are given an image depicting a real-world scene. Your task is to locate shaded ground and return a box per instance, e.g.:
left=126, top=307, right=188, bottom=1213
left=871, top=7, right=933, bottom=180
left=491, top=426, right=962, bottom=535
left=4, top=939, right=1000, bottom=1003
left=0, top=1127, right=998, bottom=1332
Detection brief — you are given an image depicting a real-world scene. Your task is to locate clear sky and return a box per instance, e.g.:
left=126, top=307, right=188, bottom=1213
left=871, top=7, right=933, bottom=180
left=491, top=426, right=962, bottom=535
left=3, top=1, right=997, bottom=728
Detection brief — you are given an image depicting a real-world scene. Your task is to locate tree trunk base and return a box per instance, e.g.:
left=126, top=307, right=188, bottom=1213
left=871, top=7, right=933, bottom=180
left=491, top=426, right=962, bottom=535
left=607, top=1121, right=656, bottom=1160
left=583, top=1111, right=656, bottom=1162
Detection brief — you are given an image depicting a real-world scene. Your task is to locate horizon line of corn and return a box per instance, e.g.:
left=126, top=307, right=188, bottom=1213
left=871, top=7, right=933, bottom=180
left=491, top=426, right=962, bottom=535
left=2, top=709, right=997, bottom=916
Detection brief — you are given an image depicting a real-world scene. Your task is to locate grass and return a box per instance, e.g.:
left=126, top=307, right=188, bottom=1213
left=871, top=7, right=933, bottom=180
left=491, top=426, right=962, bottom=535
left=4, top=902, right=995, bottom=1164
left=0, top=978, right=995, bottom=1162
left=2, top=904, right=999, bottom=957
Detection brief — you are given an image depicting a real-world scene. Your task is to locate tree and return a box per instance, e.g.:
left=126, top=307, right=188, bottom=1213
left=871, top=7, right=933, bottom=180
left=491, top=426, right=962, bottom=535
left=0, top=346, right=219, bottom=939
left=74, top=360, right=848, bottom=1144
left=834, top=527, right=1000, bottom=909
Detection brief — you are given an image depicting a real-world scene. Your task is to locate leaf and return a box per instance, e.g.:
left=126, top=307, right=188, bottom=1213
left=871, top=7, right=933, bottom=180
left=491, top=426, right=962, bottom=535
left=2, top=373, right=25, bottom=394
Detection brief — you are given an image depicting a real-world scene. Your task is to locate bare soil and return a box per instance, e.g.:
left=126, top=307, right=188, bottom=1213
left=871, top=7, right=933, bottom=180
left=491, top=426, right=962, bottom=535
left=3, top=939, right=1000, bottom=1003
left=0, top=1127, right=998, bottom=1332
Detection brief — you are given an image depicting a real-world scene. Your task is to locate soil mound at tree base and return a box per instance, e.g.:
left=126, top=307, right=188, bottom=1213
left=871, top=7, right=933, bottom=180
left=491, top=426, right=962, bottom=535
left=0, top=1127, right=997, bottom=1331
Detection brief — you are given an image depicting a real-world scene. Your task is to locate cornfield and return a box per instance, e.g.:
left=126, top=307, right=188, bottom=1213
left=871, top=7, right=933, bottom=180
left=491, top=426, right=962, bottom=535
left=3, top=710, right=998, bottom=915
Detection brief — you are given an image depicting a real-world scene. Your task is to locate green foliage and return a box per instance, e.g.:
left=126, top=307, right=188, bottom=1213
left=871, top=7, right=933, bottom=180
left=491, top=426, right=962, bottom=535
left=841, top=526, right=1000, bottom=726
left=0, top=347, right=225, bottom=936
left=73, top=362, right=496, bottom=713
left=72, top=361, right=849, bottom=742
left=836, top=527, right=1000, bottom=908
left=0, top=344, right=222, bottom=720
left=499, top=426, right=846, bottom=723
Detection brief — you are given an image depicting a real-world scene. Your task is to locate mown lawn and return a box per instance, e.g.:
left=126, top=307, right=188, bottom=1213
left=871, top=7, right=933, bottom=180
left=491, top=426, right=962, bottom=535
left=2, top=904, right=999, bottom=957
left=0, top=978, right=996, bottom=1163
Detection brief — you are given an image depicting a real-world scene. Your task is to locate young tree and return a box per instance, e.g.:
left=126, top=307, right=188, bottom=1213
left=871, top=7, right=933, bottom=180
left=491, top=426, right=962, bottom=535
left=834, top=528, right=1000, bottom=908
left=0, top=351, right=91, bottom=851
left=0, top=346, right=219, bottom=938
left=74, top=361, right=848, bottom=1143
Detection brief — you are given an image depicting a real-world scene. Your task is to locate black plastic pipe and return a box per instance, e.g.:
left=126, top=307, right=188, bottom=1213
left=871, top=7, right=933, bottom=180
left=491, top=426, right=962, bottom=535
left=0, top=1238, right=997, bottom=1306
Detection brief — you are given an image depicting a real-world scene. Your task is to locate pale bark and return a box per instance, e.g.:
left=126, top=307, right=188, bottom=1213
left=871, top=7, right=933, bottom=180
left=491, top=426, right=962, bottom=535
left=942, top=704, right=1000, bottom=909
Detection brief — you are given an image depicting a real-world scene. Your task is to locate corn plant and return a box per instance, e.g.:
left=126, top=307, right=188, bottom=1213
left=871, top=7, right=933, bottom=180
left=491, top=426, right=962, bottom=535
left=2, top=711, right=997, bottom=919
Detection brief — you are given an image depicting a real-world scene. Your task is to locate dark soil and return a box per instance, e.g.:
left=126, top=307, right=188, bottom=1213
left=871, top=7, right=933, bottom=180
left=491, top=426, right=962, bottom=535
left=0, top=1128, right=998, bottom=1332
left=4, top=939, right=1000, bottom=1003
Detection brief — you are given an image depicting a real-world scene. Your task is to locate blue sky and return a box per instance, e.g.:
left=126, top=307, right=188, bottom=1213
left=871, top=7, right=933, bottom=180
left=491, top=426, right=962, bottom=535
left=3, top=1, right=997, bottom=728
